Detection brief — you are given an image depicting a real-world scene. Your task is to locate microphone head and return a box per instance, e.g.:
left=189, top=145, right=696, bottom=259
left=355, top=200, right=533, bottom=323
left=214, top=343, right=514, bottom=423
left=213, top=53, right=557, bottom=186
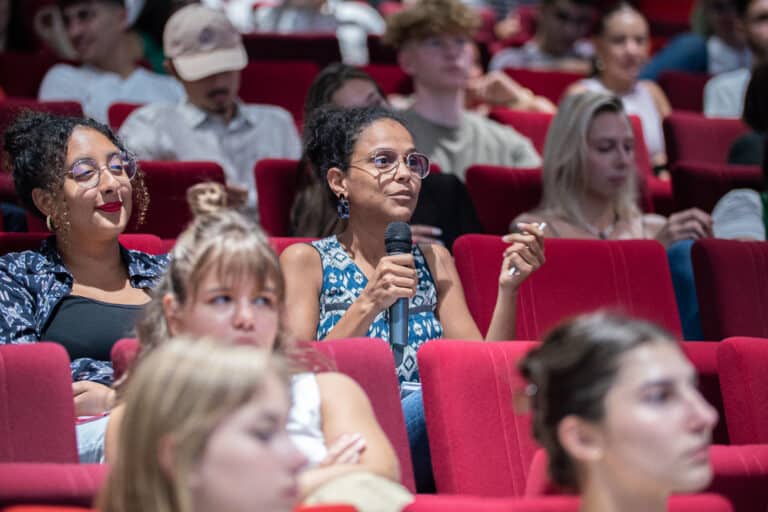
left=385, top=221, right=412, bottom=255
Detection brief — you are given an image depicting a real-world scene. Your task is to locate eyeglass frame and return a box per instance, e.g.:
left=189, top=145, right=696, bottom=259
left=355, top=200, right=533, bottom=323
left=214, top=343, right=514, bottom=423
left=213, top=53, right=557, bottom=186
left=348, top=149, right=432, bottom=179
left=63, top=151, right=139, bottom=190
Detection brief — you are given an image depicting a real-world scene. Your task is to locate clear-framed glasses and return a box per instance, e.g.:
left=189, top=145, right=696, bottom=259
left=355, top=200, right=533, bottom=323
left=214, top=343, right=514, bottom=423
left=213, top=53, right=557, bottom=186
left=64, top=152, right=138, bottom=189
left=350, top=149, right=431, bottom=179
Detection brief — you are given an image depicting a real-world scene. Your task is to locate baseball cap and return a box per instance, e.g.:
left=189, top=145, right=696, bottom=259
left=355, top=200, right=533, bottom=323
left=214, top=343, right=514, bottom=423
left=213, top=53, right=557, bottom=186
left=163, top=4, right=247, bottom=81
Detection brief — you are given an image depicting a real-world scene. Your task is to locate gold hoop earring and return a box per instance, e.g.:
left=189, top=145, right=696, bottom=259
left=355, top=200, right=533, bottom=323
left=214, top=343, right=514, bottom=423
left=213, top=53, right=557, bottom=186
left=45, top=215, right=55, bottom=232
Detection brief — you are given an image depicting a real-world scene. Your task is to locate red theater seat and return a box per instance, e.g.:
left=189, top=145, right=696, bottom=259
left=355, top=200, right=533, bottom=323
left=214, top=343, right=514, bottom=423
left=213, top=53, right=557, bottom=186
left=0, top=233, right=166, bottom=256
left=107, top=102, right=140, bottom=131
left=671, top=161, right=762, bottom=212
left=0, top=343, right=78, bottom=463
left=254, top=158, right=301, bottom=236
left=111, top=337, right=415, bottom=492
left=362, top=64, right=412, bottom=96
left=269, top=237, right=317, bottom=255
left=242, top=33, right=341, bottom=67
left=500, top=69, right=584, bottom=105
left=658, top=71, right=711, bottom=113
left=453, top=236, right=682, bottom=339
left=664, top=112, right=749, bottom=167
left=0, top=53, right=61, bottom=98
left=717, top=337, right=768, bottom=444
left=0, top=464, right=108, bottom=508
left=464, top=165, right=542, bottom=235
left=239, top=60, right=320, bottom=125
left=487, top=110, right=552, bottom=156
left=132, top=160, right=226, bottom=239
left=692, top=240, right=768, bottom=340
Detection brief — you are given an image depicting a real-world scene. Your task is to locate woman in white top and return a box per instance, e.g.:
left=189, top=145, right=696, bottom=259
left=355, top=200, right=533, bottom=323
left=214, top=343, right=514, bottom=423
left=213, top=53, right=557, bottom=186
left=105, top=206, right=406, bottom=505
left=565, top=2, right=671, bottom=173
left=514, top=91, right=711, bottom=247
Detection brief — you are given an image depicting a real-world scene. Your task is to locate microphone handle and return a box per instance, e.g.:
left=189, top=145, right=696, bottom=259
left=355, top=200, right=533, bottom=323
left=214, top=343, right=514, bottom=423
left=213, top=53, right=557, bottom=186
left=390, top=297, right=408, bottom=348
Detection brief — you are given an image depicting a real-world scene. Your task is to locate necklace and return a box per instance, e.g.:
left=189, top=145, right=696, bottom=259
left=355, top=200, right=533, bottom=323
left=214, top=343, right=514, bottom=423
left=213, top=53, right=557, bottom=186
left=576, top=212, right=620, bottom=240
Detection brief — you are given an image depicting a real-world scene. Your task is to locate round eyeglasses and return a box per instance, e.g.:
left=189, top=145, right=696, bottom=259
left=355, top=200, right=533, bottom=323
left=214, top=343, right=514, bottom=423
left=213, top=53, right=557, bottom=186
left=350, top=149, right=431, bottom=179
left=64, top=152, right=138, bottom=189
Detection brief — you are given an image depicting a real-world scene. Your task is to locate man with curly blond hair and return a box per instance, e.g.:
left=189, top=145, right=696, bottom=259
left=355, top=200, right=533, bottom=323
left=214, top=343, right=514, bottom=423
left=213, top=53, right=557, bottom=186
left=384, top=0, right=541, bottom=180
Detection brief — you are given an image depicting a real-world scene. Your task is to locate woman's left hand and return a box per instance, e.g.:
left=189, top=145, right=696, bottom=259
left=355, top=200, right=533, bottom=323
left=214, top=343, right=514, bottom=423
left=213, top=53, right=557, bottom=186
left=499, top=222, right=546, bottom=290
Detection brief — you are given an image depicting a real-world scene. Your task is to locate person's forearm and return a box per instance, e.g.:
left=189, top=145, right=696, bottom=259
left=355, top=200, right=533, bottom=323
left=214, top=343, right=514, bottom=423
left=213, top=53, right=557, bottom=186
left=323, top=296, right=381, bottom=340
left=484, top=287, right=518, bottom=341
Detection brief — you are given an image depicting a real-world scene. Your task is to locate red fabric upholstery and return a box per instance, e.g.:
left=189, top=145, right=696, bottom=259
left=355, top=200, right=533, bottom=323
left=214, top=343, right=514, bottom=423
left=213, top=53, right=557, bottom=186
left=362, top=64, right=412, bottom=95
left=526, top=446, right=763, bottom=512
left=2, top=507, right=94, bottom=512
left=0, top=233, right=166, bottom=256
left=131, top=160, right=225, bottom=238
left=242, top=33, right=341, bottom=67
left=671, top=161, right=763, bottom=212
left=111, top=337, right=415, bottom=491
left=0, top=344, right=77, bottom=463
left=663, top=112, right=749, bottom=167
left=269, top=237, right=317, bottom=255
left=0, top=463, right=108, bottom=507
left=464, top=165, right=542, bottom=235
left=500, top=69, right=584, bottom=105
left=658, top=72, right=711, bottom=113
left=453, top=236, right=682, bottom=339
left=418, top=340, right=540, bottom=496
left=106, top=102, right=140, bottom=131
left=716, top=337, right=768, bottom=444
left=239, top=61, right=320, bottom=125
left=313, top=338, right=415, bottom=492
left=0, top=173, right=16, bottom=204
left=406, top=494, right=731, bottom=511
left=0, top=53, right=60, bottom=98
left=254, top=158, right=300, bottom=236
left=692, top=240, right=768, bottom=340
left=367, top=34, right=399, bottom=65
left=681, top=342, right=730, bottom=445
left=487, top=110, right=551, bottom=155
left=294, top=506, right=357, bottom=512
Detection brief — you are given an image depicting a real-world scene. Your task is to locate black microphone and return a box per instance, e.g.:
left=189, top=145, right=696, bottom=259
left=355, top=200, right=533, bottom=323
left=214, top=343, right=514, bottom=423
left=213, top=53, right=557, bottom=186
left=385, top=222, right=411, bottom=362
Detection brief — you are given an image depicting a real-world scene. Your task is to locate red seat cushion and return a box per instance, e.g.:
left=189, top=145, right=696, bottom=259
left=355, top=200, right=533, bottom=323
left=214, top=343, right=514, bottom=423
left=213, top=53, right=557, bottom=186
left=453, top=236, right=682, bottom=339
left=0, top=344, right=78, bottom=463
left=692, top=240, right=768, bottom=340
left=658, top=72, right=712, bottom=113
left=717, top=337, right=768, bottom=444
left=0, top=463, right=108, bottom=508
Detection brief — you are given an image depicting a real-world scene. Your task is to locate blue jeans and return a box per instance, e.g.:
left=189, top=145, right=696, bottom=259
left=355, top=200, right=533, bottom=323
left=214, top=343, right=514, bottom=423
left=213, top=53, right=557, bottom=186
left=402, top=388, right=435, bottom=493
left=668, top=239, right=703, bottom=340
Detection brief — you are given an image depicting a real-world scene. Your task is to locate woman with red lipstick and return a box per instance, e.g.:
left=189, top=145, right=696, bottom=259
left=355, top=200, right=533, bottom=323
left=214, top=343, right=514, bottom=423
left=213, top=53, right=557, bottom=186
left=519, top=311, right=718, bottom=512
left=0, top=111, right=162, bottom=418
left=565, top=2, right=671, bottom=174
left=514, top=92, right=712, bottom=248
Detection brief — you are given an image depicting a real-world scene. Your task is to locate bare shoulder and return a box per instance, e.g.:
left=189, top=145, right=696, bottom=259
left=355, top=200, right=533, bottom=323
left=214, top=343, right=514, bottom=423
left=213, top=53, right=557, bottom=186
left=419, top=243, right=455, bottom=277
left=280, top=242, right=321, bottom=272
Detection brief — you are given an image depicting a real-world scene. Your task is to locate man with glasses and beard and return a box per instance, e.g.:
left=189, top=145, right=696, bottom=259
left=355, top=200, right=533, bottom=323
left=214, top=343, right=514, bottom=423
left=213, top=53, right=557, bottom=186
left=119, top=3, right=301, bottom=218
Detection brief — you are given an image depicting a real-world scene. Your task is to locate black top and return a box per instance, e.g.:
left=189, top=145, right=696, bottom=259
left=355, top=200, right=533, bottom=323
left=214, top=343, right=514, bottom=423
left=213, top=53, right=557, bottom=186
left=42, top=295, right=143, bottom=361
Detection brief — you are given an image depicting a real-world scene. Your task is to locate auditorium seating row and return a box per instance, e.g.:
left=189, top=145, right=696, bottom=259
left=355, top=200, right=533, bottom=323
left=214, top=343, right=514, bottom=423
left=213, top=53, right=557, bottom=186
left=1, top=233, right=766, bottom=342
left=2, top=334, right=767, bottom=511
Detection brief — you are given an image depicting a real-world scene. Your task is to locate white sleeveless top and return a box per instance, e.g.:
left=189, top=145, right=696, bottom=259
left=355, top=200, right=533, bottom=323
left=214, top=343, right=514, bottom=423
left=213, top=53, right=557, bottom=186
left=288, top=373, right=328, bottom=467
left=579, top=78, right=666, bottom=161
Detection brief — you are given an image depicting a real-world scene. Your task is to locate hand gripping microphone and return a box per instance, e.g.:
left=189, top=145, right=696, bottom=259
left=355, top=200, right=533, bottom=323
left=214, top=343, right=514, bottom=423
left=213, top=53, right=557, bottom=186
left=384, top=222, right=411, bottom=360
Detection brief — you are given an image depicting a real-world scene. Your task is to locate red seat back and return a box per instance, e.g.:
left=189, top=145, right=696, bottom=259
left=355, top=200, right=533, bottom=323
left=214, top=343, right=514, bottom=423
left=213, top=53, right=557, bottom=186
left=269, top=237, right=317, bottom=255
left=500, top=69, right=585, bottom=105
left=680, top=342, right=730, bottom=444
left=692, top=240, right=768, bottom=340
left=671, top=161, right=763, bottom=212
left=488, top=109, right=552, bottom=155
left=0, top=53, right=60, bottom=98
left=242, top=33, right=342, bottom=67
left=0, top=463, right=108, bottom=508
left=658, top=71, right=711, bottom=113
left=0, top=343, right=77, bottom=463
left=313, top=338, right=415, bottom=492
left=464, top=165, right=542, bottom=235
left=717, top=337, right=768, bottom=444
left=239, top=60, right=320, bottom=126
left=132, top=160, right=226, bottom=238
left=663, top=112, right=749, bottom=167
left=254, top=158, right=301, bottom=236
left=362, top=64, right=412, bottom=95
left=453, top=236, right=682, bottom=339
left=107, top=102, right=141, bottom=131
left=418, top=340, right=539, bottom=496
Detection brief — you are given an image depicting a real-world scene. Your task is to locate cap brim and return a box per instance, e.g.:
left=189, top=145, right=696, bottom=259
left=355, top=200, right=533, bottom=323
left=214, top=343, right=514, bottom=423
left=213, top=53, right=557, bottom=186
left=172, top=45, right=248, bottom=81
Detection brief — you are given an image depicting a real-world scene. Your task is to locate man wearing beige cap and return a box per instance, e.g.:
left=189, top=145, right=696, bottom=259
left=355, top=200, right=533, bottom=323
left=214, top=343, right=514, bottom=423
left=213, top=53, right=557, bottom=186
left=119, top=3, right=301, bottom=216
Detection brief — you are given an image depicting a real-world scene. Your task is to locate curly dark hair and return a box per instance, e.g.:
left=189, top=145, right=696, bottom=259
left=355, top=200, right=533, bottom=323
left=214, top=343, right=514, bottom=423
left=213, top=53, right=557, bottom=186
left=303, top=63, right=385, bottom=122
left=518, top=311, right=675, bottom=490
left=383, top=0, right=480, bottom=49
left=2, top=110, right=149, bottom=228
left=303, top=105, right=409, bottom=180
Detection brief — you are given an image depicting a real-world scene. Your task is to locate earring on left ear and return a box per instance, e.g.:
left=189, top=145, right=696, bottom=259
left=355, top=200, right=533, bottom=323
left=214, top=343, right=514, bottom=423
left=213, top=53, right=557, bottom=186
left=336, top=195, right=350, bottom=219
left=45, top=215, right=55, bottom=232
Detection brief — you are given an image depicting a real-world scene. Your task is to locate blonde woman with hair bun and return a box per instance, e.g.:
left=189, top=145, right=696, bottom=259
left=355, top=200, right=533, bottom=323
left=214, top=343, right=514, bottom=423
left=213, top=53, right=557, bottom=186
left=99, top=337, right=306, bottom=512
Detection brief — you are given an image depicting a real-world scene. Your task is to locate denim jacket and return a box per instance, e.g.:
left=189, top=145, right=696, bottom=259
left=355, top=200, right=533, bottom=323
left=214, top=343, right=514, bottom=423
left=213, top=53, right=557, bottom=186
left=0, top=237, right=168, bottom=385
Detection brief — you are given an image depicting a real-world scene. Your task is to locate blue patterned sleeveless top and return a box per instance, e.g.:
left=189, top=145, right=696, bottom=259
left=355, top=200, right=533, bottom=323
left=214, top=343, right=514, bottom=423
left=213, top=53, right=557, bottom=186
left=311, top=236, right=444, bottom=384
